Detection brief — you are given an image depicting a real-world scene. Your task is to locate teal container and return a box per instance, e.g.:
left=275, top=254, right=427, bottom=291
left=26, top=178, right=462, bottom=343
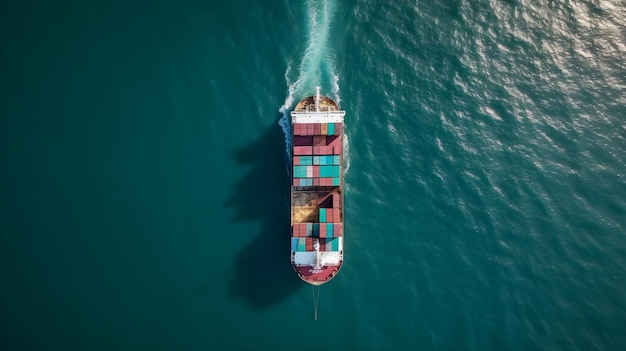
left=332, top=238, right=339, bottom=251
left=327, top=223, right=333, bottom=237
left=313, top=156, right=320, bottom=165
left=333, top=156, right=340, bottom=165
left=300, top=156, right=313, bottom=165
left=319, top=155, right=326, bottom=165
left=313, top=223, right=319, bottom=237
left=319, top=208, right=327, bottom=223
left=328, top=123, right=335, bottom=135
left=306, top=223, right=313, bottom=236
left=332, top=166, right=340, bottom=177
left=333, top=177, right=340, bottom=186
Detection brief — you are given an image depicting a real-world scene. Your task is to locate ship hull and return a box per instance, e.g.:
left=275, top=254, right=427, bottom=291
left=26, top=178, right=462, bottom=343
left=289, top=90, right=345, bottom=286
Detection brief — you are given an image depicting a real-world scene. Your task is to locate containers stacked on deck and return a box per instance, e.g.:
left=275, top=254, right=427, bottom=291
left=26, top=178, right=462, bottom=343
left=292, top=222, right=342, bottom=238
left=290, top=237, right=343, bottom=252
left=292, top=122, right=343, bottom=188
left=293, top=122, right=343, bottom=136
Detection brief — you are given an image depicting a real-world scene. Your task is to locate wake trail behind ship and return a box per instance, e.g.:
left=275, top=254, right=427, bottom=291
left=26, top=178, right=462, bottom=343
left=279, top=0, right=341, bottom=163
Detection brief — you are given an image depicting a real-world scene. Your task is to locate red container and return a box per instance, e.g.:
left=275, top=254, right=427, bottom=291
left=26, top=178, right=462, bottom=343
left=334, top=224, right=341, bottom=237
left=313, top=146, right=320, bottom=155
left=320, top=224, right=326, bottom=238
left=294, top=146, right=313, bottom=155
left=333, top=195, right=339, bottom=207
left=307, top=124, right=314, bottom=135
left=336, top=123, right=343, bottom=135
left=294, top=224, right=300, bottom=236
left=333, top=209, right=341, bottom=222
left=314, top=123, right=321, bottom=135
left=313, top=178, right=320, bottom=186
left=327, top=209, right=333, bottom=220
left=313, top=166, right=320, bottom=178
left=306, top=238, right=313, bottom=251
left=293, top=156, right=300, bottom=165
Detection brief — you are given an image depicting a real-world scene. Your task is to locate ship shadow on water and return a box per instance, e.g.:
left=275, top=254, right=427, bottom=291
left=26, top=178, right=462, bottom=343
left=226, top=119, right=302, bottom=308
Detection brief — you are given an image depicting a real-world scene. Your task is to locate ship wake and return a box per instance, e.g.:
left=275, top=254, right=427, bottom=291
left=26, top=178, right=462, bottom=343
left=279, top=0, right=341, bottom=162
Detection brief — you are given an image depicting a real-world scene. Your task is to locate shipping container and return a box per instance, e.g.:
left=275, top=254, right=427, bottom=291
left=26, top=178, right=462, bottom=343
left=313, top=165, right=320, bottom=178
left=313, top=223, right=319, bottom=237
left=327, top=208, right=333, bottom=220
left=306, top=223, right=313, bottom=237
left=293, top=224, right=300, bottom=237
left=314, top=123, right=321, bottom=135
left=298, top=238, right=305, bottom=252
left=333, top=177, right=340, bottom=186
left=327, top=123, right=335, bottom=136
left=291, top=238, right=298, bottom=251
left=325, top=241, right=332, bottom=252
left=320, top=223, right=326, bottom=238
left=300, top=156, right=312, bottom=165
left=321, top=123, right=328, bottom=135
left=294, top=146, right=313, bottom=156
left=333, top=155, right=340, bottom=165
left=313, top=178, right=320, bottom=186
left=313, top=156, right=320, bottom=165
left=307, top=124, right=314, bottom=135
left=336, top=123, right=343, bottom=134
left=333, top=209, right=341, bottom=222
left=334, top=223, right=341, bottom=237
left=326, top=223, right=333, bottom=238
left=332, top=166, right=340, bottom=177
left=319, top=208, right=327, bottom=223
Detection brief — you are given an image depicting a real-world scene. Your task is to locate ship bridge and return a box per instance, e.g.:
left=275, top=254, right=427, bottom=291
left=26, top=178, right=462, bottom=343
left=291, top=86, right=345, bottom=124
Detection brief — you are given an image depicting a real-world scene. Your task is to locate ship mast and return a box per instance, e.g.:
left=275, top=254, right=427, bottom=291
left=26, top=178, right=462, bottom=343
left=315, top=86, right=321, bottom=112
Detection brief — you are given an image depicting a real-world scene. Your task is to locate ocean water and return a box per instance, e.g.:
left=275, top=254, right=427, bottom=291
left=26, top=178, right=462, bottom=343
left=1, top=0, right=625, bottom=350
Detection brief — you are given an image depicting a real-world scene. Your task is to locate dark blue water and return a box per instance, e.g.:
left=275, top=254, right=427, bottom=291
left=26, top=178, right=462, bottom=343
left=2, top=0, right=625, bottom=350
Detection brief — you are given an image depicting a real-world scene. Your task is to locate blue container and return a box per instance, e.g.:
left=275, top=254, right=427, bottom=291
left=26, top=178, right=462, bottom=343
left=328, top=123, right=335, bottom=135
left=319, top=208, right=327, bottom=222
left=291, top=238, right=299, bottom=251
left=306, top=178, right=313, bottom=187
left=313, top=156, right=320, bottom=165
left=333, top=156, right=340, bottom=165
left=333, top=177, right=340, bottom=186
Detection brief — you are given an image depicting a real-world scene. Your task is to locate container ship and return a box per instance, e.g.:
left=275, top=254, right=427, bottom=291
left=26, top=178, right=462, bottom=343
left=290, top=87, right=345, bottom=286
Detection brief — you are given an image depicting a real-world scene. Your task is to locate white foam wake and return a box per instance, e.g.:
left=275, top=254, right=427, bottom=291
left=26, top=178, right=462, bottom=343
left=278, top=0, right=341, bottom=162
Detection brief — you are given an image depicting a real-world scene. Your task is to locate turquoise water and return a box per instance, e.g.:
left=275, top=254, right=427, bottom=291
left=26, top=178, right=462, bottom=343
left=2, top=0, right=626, bottom=350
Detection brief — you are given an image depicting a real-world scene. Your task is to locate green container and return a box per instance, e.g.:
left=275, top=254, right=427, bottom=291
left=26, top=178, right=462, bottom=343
left=328, top=123, right=335, bottom=135
left=333, top=156, right=340, bottom=165
left=319, top=208, right=327, bottom=223
left=332, top=165, right=340, bottom=177
left=313, top=156, right=320, bottom=165
left=332, top=177, right=340, bottom=186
